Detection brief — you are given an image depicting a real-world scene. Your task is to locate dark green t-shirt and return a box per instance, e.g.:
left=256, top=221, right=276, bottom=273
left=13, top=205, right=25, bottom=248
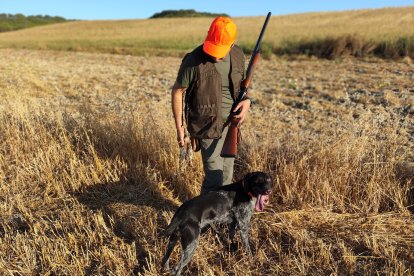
left=176, top=53, right=234, bottom=121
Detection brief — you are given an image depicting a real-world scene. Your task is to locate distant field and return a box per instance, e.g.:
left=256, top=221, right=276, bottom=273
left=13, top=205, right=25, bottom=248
left=0, top=6, right=413, bottom=58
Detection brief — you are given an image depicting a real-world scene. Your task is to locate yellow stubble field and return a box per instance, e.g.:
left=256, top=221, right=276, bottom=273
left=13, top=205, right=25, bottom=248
left=0, top=47, right=413, bottom=275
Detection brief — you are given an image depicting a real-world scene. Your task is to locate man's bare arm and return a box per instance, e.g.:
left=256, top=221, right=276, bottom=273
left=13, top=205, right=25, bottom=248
left=171, top=81, right=187, bottom=147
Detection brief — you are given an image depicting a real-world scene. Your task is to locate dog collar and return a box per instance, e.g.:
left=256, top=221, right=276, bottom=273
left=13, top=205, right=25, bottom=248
left=241, top=179, right=256, bottom=198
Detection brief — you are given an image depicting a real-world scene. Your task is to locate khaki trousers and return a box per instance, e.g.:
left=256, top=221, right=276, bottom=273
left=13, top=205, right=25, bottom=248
left=200, top=126, right=234, bottom=194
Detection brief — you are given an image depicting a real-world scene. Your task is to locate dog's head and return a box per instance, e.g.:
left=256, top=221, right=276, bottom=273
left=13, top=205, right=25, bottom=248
left=243, top=172, right=273, bottom=211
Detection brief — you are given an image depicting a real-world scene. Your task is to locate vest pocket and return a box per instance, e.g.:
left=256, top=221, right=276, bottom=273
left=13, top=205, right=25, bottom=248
left=187, top=103, right=220, bottom=138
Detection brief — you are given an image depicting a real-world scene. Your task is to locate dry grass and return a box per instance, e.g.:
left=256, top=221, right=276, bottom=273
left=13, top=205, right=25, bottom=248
left=0, top=6, right=413, bottom=58
left=0, top=48, right=413, bottom=275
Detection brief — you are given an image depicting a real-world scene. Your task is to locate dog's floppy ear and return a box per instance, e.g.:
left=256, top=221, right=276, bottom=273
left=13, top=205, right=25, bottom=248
left=243, top=172, right=256, bottom=183
left=243, top=171, right=264, bottom=185
left=244, top=171, right=272, bottom=186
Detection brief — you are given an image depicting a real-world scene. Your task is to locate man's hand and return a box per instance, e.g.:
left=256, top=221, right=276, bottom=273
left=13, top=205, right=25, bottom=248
left=232, top=98, right=251, bottom=125
left=176, top=126, right=186, bottom=147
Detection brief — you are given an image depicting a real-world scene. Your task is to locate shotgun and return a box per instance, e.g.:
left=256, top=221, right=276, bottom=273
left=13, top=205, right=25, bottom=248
left=221, top=12, right=271, bottom=158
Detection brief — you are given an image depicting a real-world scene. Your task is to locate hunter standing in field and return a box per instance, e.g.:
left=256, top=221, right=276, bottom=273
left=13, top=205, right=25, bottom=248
left=171, top=17, right=250, bottom=193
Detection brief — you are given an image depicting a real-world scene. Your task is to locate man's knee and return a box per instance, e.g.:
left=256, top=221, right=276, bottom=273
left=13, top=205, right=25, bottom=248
left=201, top=169, right=223, bottom=193
left=222, top=158, right=234, bottom=185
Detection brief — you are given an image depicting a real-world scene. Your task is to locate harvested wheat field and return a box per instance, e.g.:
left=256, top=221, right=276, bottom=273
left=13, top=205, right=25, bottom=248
left=0, top=48, right=413, bottom=275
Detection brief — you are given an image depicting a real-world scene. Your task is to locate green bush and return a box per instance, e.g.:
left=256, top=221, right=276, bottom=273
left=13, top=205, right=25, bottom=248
left=0, top=13, right=69, bottom=33
left=150, top=9, right=229, bottom=19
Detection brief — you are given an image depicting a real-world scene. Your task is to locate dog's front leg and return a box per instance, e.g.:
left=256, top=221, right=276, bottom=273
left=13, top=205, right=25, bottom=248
left=228, top=220, right=239, bottom=252
left=228, top=220, right=237, bottom=241
left=235, top=212, right=253, bottom=255
left=239, top=223, right=252, bottom=254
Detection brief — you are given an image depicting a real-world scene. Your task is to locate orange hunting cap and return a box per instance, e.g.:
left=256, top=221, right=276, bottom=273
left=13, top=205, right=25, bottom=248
left=203, top=17, right=237, bottom=58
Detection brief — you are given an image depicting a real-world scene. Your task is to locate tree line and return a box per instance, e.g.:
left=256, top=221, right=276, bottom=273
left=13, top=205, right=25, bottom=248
left=150, top=9, right=229, bottom=19
left=0, top=13, right=69, bottom=32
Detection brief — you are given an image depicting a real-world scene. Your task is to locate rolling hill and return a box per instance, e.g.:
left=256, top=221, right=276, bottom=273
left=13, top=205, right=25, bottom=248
left=0, top=6, right=413, bottom=58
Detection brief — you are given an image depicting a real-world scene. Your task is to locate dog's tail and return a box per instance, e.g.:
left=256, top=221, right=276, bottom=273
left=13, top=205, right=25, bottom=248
left=163, top=205, right=188, bottom=236
left=163, top=216, right=181, bottom=236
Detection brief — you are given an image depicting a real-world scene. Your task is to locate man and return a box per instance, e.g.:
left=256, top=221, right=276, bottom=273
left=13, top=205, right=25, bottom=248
left=171, top=16, right=251, bottom=193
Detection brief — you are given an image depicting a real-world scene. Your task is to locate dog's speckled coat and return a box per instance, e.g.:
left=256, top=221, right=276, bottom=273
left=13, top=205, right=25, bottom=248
left=161, top=172, right=273, bottom=276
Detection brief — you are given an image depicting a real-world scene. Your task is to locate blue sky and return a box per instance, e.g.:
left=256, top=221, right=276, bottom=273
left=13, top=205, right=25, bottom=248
left=1, top=0, right=413, bottom=19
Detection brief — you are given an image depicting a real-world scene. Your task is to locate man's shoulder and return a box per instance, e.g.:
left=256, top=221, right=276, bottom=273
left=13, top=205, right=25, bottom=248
left=181, top=45, right=204, bottom=68
left=233, top=44, right=244, bottom=53
left=231, top=44, right=245, bottom=58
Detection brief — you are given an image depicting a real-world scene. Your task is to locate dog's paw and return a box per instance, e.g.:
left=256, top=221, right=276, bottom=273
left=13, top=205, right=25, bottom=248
left=171, top=266, right=181, bottom=276
left=246, top=242, right=258, bottom=256
left=250, top=246, right=257, bottom=256
left=161, top=263, right=169, bottom=272
left=229, top=242, right=238, bottom=253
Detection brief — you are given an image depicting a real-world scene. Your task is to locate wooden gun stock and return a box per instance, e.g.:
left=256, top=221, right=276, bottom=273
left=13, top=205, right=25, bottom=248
left=221, top=117, right=240, bottom=158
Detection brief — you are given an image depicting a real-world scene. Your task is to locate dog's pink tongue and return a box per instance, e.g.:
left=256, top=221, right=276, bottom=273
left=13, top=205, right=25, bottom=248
left=255, top=194, right=270, bottom=212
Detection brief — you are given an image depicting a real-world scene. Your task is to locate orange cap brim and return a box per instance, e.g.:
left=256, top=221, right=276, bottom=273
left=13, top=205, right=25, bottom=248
left=203, top=41, right=231, bottom=59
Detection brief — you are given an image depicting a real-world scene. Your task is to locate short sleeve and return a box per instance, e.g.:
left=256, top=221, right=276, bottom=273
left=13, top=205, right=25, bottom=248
left=176, top=58, right=195, bottom=88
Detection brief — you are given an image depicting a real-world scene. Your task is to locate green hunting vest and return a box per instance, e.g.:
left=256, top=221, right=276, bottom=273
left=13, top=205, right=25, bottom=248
left=182, top=45, right=245, bottom=139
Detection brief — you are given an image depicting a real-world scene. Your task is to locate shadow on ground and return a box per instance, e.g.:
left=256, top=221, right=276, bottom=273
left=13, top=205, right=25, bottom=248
left=73, top=174, right=178, bottom=274
left=395, top=162, right=414, bottom=213
left=64, top=110, right=185, bottom=274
